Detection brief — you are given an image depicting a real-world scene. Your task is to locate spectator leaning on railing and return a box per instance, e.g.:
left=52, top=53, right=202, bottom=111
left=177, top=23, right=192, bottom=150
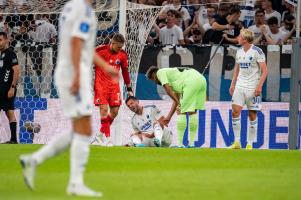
left=204, top=4, right=241, bottom=44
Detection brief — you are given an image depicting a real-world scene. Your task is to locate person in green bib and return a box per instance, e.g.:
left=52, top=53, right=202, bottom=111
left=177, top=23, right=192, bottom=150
left=146, top=66, right=207, bottom=147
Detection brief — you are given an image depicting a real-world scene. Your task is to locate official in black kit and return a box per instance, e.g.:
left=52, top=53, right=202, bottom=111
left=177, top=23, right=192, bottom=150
left=0, top=32, right=20, bottom=144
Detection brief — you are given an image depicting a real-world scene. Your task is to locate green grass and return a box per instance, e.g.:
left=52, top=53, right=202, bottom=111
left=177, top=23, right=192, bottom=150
left=0, top=145, right=301, bottom=200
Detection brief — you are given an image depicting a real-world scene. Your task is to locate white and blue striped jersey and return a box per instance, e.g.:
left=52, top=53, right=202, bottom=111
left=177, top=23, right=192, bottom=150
left=235, top=45, right=266, bottom=89
left=131, top=105, right=161, bottom=133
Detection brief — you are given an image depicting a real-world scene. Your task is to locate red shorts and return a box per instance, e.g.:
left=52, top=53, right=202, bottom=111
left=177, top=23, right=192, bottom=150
left=94, top=86, right=121, bottom=107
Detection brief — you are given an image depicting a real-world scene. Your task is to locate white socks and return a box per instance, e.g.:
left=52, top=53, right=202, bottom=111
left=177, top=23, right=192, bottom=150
left=154, top=123, right=163, bottom=141
left=70, top=133, right=90, bottom=185
left=232, top=117, right=241, bottom=142
left=248, top=119, right=257, bottom=144
left=32, top=132, right=72, bottom=165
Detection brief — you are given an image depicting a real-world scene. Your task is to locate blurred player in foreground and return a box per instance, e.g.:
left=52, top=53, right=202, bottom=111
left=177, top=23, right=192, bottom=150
left=146, top=67, right=206, bottom=147
left=125, top=96, right=172, bottom=147
left=229, top=29, right=268, bottom=149
left=20, top=0, right=117, bottom=197
left=94, top=33, right=133, bottom=146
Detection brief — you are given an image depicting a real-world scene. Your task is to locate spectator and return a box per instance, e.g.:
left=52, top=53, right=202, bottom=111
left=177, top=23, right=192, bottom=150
left=163, top=0, right=191, bottom=30
left=200, top=5, right=217, bottom=32
left=204, top=5, right=241, bottom=44
left=147, top=24, right=161, bottom=45
left=257, top=16, right=288, bottom=45
left=191, top=2, right=217, bottom=27
left=239, top=0, right=256, bottom=28
left=282, top=0, right=299, bottom=22
left=159, top=9, right=185, bottom=45
left=28, top=14, right=57, bottom=97
left=183, top=12, right=205, bottom=44
left=248, top=9, right=267, bottom=41
left=261, top=0, right=281, bottom=26
left=279, top=14, right=296, bottom=44
left=280, top=14, right=295, bottom=34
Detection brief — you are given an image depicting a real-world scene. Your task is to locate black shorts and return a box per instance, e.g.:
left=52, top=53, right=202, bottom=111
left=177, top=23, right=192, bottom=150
left=0, top=87, right=17, bottom=111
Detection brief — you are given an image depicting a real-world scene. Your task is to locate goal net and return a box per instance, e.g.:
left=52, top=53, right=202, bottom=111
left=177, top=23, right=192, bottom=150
left=0, top=0, right=162, bottom=144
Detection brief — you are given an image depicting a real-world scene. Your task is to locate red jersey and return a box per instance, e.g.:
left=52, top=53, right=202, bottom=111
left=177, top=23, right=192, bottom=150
left=94, top=45, right=131, bottom=89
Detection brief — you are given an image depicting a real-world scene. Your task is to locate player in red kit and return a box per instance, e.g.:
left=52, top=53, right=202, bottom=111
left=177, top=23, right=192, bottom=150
left=94, top=33, right=133, bottom=146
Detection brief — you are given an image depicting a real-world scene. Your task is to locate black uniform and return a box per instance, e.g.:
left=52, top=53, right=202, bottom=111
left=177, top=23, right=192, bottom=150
left=0, top=47, right=18, bottom=111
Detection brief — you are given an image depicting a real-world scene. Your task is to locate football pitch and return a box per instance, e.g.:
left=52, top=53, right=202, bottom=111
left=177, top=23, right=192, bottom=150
left=0, top=145, right=300, bottom=200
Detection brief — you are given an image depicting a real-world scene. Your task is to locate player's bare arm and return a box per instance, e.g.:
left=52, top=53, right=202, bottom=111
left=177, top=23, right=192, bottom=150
left=70, top=37, right=82, bottom=95
left=7, top=64, right=20, bottom=98
left=163, top=84, right=179, bottom=125
left=255, top=62, right=268, bottom=96
left=229, top=63, right=239, bottom=96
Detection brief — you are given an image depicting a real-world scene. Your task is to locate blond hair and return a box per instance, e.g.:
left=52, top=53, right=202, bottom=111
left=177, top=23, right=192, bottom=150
left=240, top=29, right=254, bottom=43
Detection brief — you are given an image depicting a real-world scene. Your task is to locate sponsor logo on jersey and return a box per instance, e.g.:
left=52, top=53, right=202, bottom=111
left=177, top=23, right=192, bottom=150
left=80, top=22, right=90, bottom=33
left=115, top=59, right=120, bottom=65
left=239, top=62, right=251, bottom=68
left=141, top=120, right=152, bottom=131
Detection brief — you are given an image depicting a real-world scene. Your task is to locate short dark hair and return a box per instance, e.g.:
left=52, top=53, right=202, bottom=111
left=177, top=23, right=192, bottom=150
left=0, top=32, right=7, bottom=38
left=229, top=5, right=241, bottom=15
left=267, top=16, right=278, bottom=25
left=284, top=14, right=295, bottom=22
left=145, top=66, right=159, bottom=80
left=112, top=33, right=125, bottom=43
left=125, top=96, right=138, bottom=104
left=167, top=9, right=181, bottom=18
left=255, top=9, right=265, bottom=16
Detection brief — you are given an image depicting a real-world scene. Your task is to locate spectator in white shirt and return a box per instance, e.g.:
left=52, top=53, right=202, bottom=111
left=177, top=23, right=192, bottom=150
left=261, top=0, right=281, bottom=26
left=248, top=9, right=267, bottom=42
left=280, top=14, right=295, bottom=34
left=258, top=17, right=288, bottom=45
left=159, top=9, right=185, bottom=45
left=163, top=0, right=191, bottom=30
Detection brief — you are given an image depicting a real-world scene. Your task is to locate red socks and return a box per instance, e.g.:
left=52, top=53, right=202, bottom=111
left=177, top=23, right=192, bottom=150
left=100, top=115, right=114, bottom=137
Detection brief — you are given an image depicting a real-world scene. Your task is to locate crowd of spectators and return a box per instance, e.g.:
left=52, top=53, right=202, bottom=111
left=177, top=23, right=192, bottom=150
left=0, top=0, right=299, bottom=47
left=0, top=0, right=298, bottom=98
left=131, top=0, right=299, bottom=45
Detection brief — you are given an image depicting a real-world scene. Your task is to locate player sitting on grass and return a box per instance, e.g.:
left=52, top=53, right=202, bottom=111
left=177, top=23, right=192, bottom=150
left=125, top=96, right=172, bottom=147
left=146, top=66, right=207, bottom=147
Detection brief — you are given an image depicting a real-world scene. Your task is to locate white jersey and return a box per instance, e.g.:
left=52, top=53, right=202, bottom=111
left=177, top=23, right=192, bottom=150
left=55, top=0, right=96, bottom=86
left=235, top=45, right=266, bottom=89
left=131, top=105, right=161, bottom=133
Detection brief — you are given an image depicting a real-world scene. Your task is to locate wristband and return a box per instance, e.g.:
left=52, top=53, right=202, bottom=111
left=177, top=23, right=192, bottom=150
left=127, top=87, right=133, bottom=92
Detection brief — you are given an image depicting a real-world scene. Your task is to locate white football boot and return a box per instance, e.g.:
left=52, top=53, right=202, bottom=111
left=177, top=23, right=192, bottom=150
left=67, top=183, right=102, bottom=197
left=20, top=154, right=37, bottom=190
